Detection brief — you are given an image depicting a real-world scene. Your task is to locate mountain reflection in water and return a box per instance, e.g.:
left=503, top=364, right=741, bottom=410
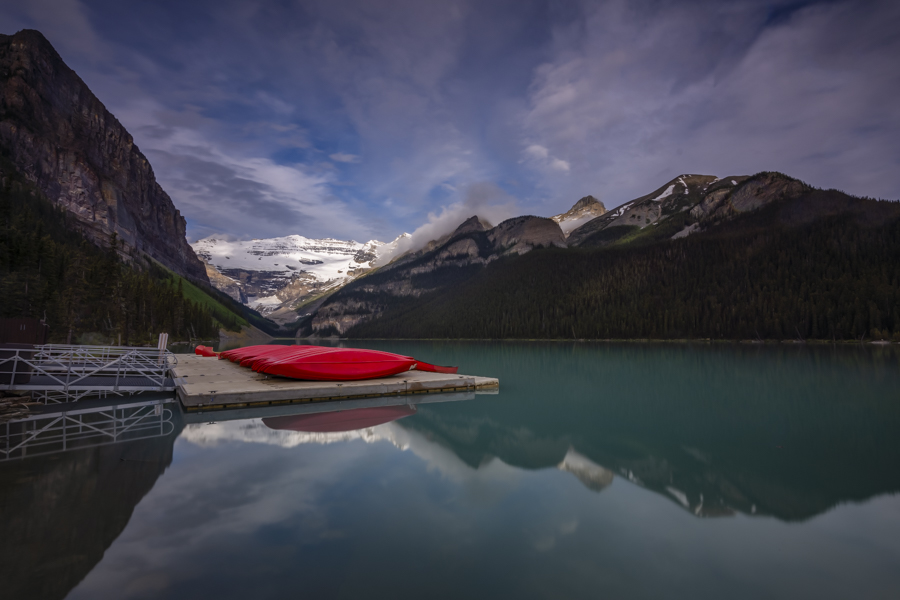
left=3, top=342, right=899, bottom=599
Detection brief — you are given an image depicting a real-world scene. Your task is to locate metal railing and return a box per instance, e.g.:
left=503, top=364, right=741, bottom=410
left=0, top=397, right=177, bottom=461
left=0, top=344, right=177, bottom=402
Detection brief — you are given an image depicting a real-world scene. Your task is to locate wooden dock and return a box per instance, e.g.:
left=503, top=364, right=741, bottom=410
left=171, top=355, right=499, bottom=411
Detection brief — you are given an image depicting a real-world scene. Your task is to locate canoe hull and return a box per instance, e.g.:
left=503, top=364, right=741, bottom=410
left=262, top=350, right=416, bottom=381
left=218, top=344, right=455, bottom=381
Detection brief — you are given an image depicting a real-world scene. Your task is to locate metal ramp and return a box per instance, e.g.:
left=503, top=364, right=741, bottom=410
left=0, top=397, right=178, bottom=462
left=1, top=344, right=177, bottom=403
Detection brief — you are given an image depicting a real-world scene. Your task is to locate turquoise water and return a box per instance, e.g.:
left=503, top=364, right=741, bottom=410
left=3, top=342, right=900, bottom=599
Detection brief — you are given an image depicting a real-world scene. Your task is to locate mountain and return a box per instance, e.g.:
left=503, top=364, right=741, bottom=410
left=551, top=194, right=607, bottom=236
left=192, top=233, right=409, bottom=323
left=311, top=215, right=566, bottom=334
left=565, top=172, right=808, bottom=247
left=315, top=172, right=900, bottom=341
left=0, top=29, right=207, bottom=282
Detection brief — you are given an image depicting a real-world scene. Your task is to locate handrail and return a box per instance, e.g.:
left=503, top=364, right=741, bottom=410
left=1, top=344, right=178, bottom=399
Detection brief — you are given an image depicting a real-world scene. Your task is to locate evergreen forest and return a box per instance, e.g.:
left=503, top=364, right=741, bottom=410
left=0, top=162, right=248, bottom=344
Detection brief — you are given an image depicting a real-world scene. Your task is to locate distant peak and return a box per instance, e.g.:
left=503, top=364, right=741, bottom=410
left=552, top=195, right=607, bottom=234
left=573, top=195, right=603, bottom=210
left=452, top=215, right=488, bottom=237
left=6, top=29, right=60, bottom=59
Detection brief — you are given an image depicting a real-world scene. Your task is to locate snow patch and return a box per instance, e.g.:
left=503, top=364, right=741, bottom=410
left=248, top=294, right=282, bottom=312
left=611, top=202, right=633, bottom=218
left=651, top=184, right=676, bottom=202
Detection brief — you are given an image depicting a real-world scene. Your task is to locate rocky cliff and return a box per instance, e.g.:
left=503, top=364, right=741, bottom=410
left=0, top=30, right=207, bottom=282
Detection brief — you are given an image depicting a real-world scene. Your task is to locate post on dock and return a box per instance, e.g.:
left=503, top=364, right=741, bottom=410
left=157, top=333, right=169, bottom=366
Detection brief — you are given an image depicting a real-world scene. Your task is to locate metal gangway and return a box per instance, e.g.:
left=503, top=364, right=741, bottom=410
left=0, top=397, right=178, bottom=461
left=0, top=344, right=177, bottom=403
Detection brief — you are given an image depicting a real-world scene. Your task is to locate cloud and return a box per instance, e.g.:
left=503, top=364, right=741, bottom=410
left=550, top=158, right=570, bottom=172
left=520, top=0, right=900, bottom=208
left=525, top=144, right=549, bottom=160
left=114, top=99, right=374, bottom=242
left=329, top=152, right=360, bottom=163
left=3, top=0, right=898, bottom=245
left=377, top=181, right=520, bottom=263
left=522, top=143, right=571, bottom=176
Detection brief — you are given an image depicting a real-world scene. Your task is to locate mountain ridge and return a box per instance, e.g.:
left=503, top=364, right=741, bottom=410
left=308, top=172, right=900, bottom=339
left=311, top=215, right=566, bottom=334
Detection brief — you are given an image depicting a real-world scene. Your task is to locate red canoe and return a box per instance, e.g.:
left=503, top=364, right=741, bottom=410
left=260, top=347, right=417, bottom=380
left=216, top=344, right=457, bottom=381
left=219, top=344, right=291, bottom=363
left=263, top=405, right=417, bottom=433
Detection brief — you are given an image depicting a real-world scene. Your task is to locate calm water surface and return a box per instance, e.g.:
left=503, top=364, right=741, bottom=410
left=3, top=342, right=900, bottom=599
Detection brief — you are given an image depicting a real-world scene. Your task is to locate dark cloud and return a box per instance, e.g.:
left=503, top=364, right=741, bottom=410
left=2, top=0, right=897, bottom=242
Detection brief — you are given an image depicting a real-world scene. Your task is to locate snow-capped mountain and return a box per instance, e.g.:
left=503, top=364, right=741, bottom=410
left=192, top=233, right=409, bottom=321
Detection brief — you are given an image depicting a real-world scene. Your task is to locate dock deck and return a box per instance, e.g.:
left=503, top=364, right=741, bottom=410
left=172, top=355, right=499, bottom=411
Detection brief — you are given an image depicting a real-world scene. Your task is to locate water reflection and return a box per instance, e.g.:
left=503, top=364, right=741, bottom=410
left=381, top=341, right=900, bottom=522
left=4, top=342, right=900, bottom=599
left=263, top=405, right=417, bottom=433
left=0, top=401, right=183, bottom=600
left=396, top=395, right=900, bottom=521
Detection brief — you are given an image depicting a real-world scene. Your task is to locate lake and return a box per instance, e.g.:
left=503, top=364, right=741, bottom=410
left=3, top=341, right=900, bottom=599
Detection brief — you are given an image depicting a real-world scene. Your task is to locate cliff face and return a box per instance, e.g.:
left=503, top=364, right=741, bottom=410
left=0, top=30, right=208, bottom=282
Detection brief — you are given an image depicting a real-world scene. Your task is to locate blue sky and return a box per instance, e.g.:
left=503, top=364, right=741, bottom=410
left=3, top=0, right=899, bottom=243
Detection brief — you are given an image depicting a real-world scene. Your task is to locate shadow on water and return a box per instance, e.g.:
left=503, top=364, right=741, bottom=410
left=0, top=401, right=185, bottom=600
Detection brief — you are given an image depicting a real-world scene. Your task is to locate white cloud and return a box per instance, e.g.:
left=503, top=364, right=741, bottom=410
left=520, top=0, right=900, bottom=209
left=113, top=99, right=375, bottom=241
left=376, top=181, right=520, bottom=263
left=550, top=158, right=571, bottom=172
left=525, top=144, right=550, bottom=159
left=522, top=143, right=571, bottom=175
left=329, top=152, right=360, bottom=163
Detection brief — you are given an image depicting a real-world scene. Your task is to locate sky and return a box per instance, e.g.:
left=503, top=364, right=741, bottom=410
left=3, top=0, right=899, bottom=244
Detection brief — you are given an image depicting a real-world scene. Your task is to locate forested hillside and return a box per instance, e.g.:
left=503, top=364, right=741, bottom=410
left=347, top=196, right=900, bottom=341
left=0, top=161, right=247, bottom=344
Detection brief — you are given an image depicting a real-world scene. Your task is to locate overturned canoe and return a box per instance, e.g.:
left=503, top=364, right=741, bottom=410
left=261, top=347, right=417, bottom=381
left=217, top=344, right=457, bottom=381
